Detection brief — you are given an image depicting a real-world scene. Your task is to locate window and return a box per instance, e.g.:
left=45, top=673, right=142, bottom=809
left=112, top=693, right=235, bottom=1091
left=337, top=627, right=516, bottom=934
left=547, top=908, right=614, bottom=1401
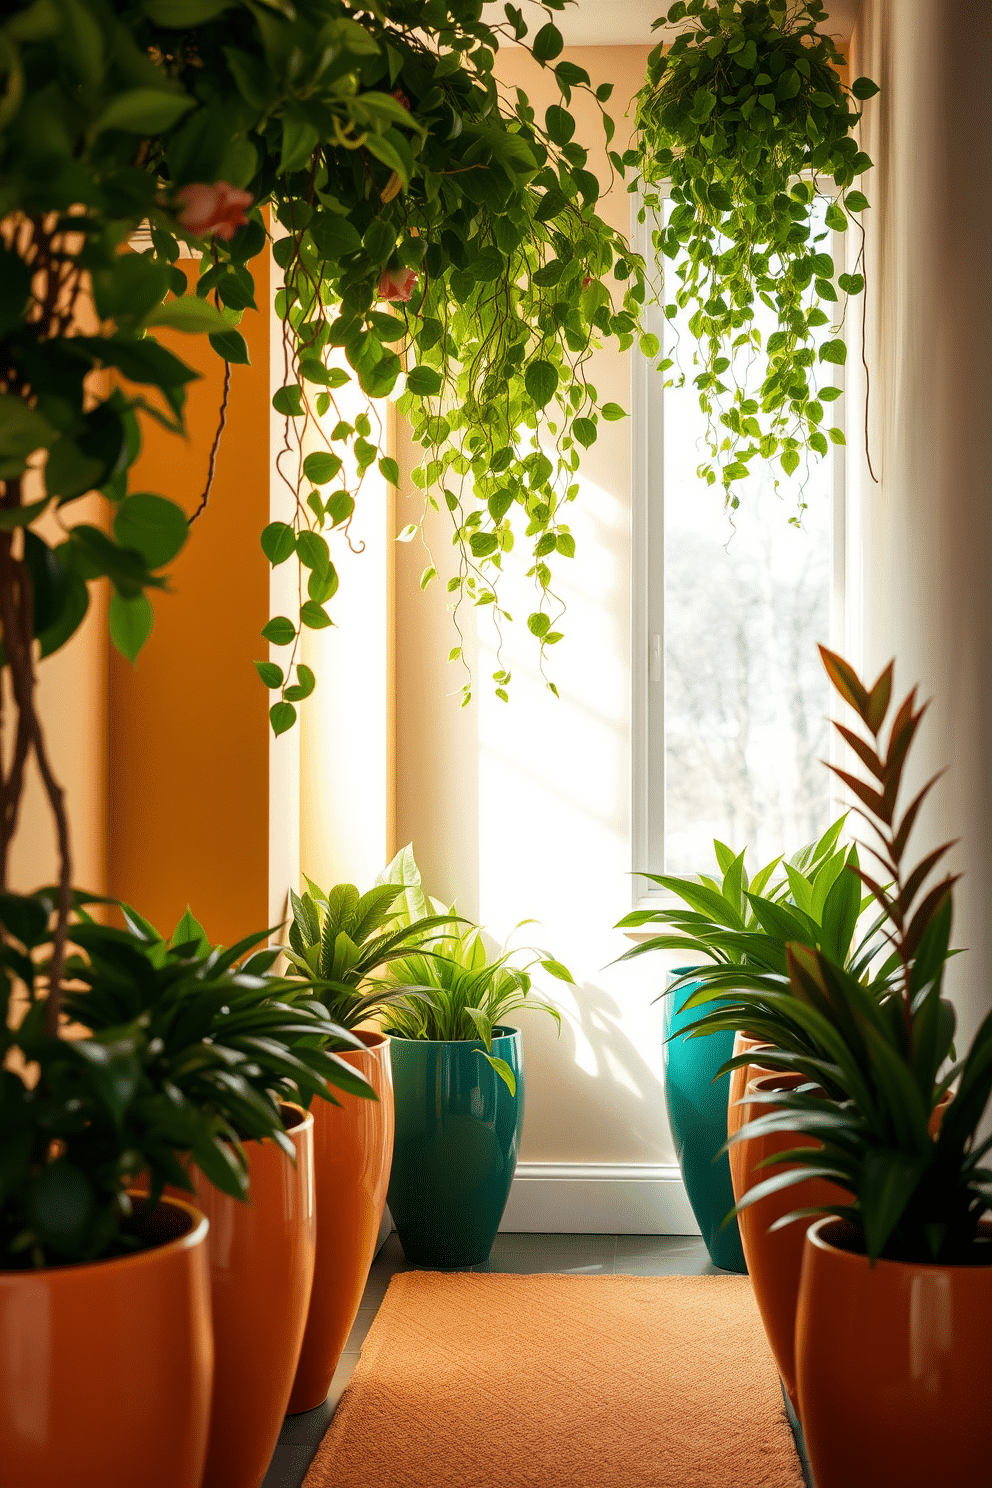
left=631, top=196, right=847, bottom=897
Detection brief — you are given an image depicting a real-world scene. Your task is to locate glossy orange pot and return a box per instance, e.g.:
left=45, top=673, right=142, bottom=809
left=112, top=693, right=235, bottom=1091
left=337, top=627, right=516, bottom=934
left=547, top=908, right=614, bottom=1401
left=288, top=1029, right=394, bottom=1413
left=0, top=1195, right=212, bottom=1488
left=726, top=1031, right=774, bottom=1159
left=796, top=1217, right=992, bottom=1487
left=732, top=1071, right=849, bottom=1411
left=190, top=1102, right=315, bottom=1488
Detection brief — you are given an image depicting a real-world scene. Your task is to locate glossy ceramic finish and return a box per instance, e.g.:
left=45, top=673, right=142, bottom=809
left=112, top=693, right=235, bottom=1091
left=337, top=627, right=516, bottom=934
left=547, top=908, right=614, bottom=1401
left=797, top=1217, right=992, bottom=1487
left=726, top=1031, right=774, bottom=1157
left=662, top=971, right=746, bottom=1272
left=288, top=1030, right=394, bottom=1414
left=0, top=1196, right=212, bottom=1488
left=192, top=1103, right=315, bottom=1488
left=388, top=1027, right=523, bottom=1268
left=732, top=1072, right=848, bottom=1411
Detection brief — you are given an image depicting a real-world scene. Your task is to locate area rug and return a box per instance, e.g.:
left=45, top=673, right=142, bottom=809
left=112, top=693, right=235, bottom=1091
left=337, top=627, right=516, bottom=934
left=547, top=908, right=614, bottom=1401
left=303, top=1272, right=804, bottom=1487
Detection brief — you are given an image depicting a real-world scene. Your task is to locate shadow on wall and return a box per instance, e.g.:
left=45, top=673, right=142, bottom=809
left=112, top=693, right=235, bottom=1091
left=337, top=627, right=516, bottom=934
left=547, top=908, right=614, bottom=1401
left=517, top=975, right=669, bottom=1164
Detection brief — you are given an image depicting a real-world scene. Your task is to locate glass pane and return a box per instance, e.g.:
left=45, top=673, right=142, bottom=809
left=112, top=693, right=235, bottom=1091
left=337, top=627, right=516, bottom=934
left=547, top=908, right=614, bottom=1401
left=660, top=207, right=836, bottom=874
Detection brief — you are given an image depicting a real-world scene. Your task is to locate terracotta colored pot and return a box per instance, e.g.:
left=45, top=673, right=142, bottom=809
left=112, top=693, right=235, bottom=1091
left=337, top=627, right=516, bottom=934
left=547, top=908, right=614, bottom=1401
left=796, top=1217, right=992, bottom=1487
left=732, top=1071, right=849, bottom=1412
left=726, top=1031, right=774, bottom=1162
left=0, top=1195, right=212, bottom=1488
left=288, top=1029, right=394, bottom=1414
left=191, top=1102, right=316, bottom=1488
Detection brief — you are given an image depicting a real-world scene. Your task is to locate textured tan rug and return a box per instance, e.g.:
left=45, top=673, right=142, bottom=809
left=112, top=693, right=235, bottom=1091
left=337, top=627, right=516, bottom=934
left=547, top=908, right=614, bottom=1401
left=303, top=1272, right=803, bottom=1487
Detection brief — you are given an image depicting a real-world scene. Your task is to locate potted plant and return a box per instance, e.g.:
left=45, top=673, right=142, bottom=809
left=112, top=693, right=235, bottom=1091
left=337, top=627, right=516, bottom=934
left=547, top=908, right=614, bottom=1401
left=731, top=650, right=992, bottom=1484
left=376, top=848, right=572, bottom=1268
left=280, top=857, right=458, bottom=1412
left=0, top=890, right=214, bottom=1488
left=614, top=818, right=883, bottom=1274
left=65, top=902, right=371, bottom=1488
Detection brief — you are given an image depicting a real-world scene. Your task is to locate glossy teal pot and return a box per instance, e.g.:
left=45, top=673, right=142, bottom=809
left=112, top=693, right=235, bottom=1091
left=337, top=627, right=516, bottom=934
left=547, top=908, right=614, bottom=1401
left=663, top=969, right=747, bottom=1273
left=387, top=1027, right=523, bottom=1268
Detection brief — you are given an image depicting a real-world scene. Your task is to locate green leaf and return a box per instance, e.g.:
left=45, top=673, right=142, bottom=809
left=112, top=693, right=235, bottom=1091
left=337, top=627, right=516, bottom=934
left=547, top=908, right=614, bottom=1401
left=532, top=23, right=564, bottom=63
left=144, top=296, right=227, bottom=334
left=781, top=449, right=800, bottom=476
left=261, top=616, right=296, bottom=646
left=300, top=600, right=333, bottom=630
left=95, top=89, right=196, bottom=136
left=541, top=957, right=574, bottom=983
left=524, top=360, right=558, bottom=407
left=261, top=522, right=296, bottom=565
left=572, top=417, right=596, bottom=448
left=208, top=329, right=250, bottom=365
left=109, top=592, right=154, bottom=664
left=113, top=494, right=188, bottom=570
left=851, top=76, right=880, bottom=100
left=379, top=457, right=400, bottom=486
left=269, top=701, right=297, bottom=737
left=600, top=402, right=627, bottom=421
left=272, top=385, right=304, bottom=418
left=527, top=611, right=550, bottom=638
left=844, top=191, right=870, bottom=213
left=820, top=339, right=847, bottom=366
left=283, top=663, right=316, bottom=702
left=545, top=105, right=575, bottom=146
left=142, top=0, right=230, bottom=21
left=406, top=365, right=443, bottom=397
left=254, top=660, right=283, bottom=689
left=296, top=530, right=330, bottom=575
left=302, top=452, right=342, bottom=486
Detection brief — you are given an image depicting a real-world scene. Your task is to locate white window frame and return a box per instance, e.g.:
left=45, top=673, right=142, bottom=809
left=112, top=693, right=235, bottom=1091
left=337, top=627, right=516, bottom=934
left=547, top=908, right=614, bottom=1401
left=629, top=188, right=851, bottom=910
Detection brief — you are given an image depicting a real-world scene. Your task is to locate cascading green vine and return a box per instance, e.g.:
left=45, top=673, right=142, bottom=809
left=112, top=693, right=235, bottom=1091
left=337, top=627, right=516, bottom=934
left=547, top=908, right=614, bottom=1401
left=626, top=0, right=878, bottom=506
left=264, top=16, right=644, bottom=715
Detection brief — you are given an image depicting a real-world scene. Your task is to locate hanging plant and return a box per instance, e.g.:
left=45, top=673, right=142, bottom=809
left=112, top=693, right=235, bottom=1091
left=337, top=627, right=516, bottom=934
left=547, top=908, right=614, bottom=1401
left=0, top=0, right=642, bottom=1028
left=627, top=0, right=878, bottom=505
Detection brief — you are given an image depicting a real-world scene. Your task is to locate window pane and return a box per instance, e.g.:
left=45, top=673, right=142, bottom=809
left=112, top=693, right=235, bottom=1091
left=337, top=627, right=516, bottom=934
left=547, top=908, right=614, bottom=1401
left=660, top=212, right=836, bottom=874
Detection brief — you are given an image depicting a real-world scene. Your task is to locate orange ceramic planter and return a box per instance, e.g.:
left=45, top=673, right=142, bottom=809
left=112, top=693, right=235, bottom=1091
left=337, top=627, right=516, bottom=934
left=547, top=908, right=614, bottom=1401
left=797, top=1217, right=992, bottom=1488
left=726, top=1031, right=774, bottom=1159
left=0, top=1196, right=212, bottom=1488
left=732, top=1072, right=849, bottom=1411
left=288, top=1029, right=394, bottom=1413
left=190, top=1103, right=316, bottom=1488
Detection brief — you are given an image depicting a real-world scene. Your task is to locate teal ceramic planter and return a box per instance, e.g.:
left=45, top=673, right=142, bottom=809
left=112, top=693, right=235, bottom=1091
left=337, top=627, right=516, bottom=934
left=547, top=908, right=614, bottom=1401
left=663, top=969, right=747, bottom=1273
left=387, top=1027, right=523, bottom=1268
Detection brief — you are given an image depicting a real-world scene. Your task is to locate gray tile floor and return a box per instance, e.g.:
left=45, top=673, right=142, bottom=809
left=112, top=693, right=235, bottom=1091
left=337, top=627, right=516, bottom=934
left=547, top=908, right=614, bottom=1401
left=260, top=1232, right=811, bottom=1488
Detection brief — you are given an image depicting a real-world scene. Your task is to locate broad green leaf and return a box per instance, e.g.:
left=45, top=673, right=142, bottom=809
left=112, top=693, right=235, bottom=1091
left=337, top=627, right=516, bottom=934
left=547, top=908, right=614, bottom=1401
left=109, top=592, right=154, bottom=663
left=113, top=494, right=188, bottom=570
left=96, top=89, right=196, bottom=135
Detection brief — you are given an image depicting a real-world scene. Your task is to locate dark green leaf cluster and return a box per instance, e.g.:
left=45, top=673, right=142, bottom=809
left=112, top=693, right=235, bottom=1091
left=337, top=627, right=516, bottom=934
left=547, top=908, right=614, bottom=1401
left=375, top=846, right=570, bottom=1093
left=730, top=651, right=991, bottom=1263
left=0, top=887, right=368, bottom=1268
left=628, top=0, right=877, bottom=503
left=283, top=872, right=461, bottom=1030
left=615, top=815, right=895, bottom=1096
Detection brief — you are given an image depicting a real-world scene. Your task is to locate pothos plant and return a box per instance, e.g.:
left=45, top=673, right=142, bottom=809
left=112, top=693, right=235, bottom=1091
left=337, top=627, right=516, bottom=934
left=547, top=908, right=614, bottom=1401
left=628, top=0, right=879, bottom=507
left=0, top=0, right=641, bottom=1028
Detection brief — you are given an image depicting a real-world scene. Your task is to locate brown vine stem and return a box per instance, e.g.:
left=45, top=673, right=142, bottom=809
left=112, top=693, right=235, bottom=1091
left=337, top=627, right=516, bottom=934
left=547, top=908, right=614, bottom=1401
left=856, top=217, right=879, bottom=484
left=188, top=357, right=231, bottom=525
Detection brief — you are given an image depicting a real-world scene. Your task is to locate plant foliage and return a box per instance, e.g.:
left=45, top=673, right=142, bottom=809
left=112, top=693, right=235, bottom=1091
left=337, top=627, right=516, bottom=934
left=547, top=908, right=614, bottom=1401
left=615, top=815, right=897, bottom=1097
left=0, top=889, right=369, bottom=1268
left=729, top=650, right=992, bottom=1263
left=628, top=0, right=878, bottom=504
left=376, top=846, right=571, bottom=1094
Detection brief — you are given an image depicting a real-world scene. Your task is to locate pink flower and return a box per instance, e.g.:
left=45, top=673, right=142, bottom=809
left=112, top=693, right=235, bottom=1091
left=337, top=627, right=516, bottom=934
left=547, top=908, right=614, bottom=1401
left=378, top=266, right=418, bottom=302
left=176, top=182, right=253, bottom=242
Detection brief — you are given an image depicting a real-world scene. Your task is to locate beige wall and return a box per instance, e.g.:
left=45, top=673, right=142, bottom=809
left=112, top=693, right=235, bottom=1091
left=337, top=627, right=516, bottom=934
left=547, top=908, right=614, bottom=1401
left=851, top=0, right=992, bottom=1052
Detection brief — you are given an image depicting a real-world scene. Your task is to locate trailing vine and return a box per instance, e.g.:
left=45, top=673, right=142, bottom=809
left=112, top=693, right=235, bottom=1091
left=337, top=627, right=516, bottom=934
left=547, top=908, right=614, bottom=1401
left=627, top=0, right=878, bottom=506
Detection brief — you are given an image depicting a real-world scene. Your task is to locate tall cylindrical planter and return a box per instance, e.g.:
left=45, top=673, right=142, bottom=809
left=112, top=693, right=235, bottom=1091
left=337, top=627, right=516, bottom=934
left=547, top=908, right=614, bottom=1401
left=388, top=1027, right=523, bottom=1268
left=726, top=1030, right=774, bottom=1157
left=796, top=1217, right=992, bottom=1488
left=192, top=1103, right=316, bottom=1488
left=288, top=1030, right=395, bottom=1414
left=0, top=1195, right=213, bottom=1488
left=732, top=1073, right=848, bottom=1412
left=662, top=970, right=746, bottom=1272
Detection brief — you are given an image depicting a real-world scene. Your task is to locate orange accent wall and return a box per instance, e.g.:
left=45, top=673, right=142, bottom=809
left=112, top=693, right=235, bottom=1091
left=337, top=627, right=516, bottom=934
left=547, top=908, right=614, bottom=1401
left=108, top=247, right=271, bottom=946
